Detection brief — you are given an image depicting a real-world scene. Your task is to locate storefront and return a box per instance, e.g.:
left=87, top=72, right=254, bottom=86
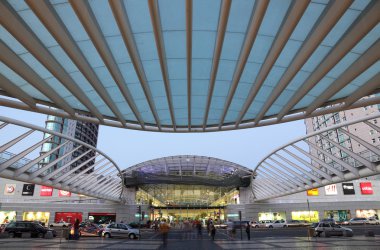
left=22, top=212, right=50, bottom=225
left=356, top=209, right=380, bottom=218
left=291, top=211, right=319, bottom=222
left=55, top=212, right=82, bottom=223
left=258, top=212, right=286, bottom=221
left=88, top=213, right=116, bottom=224
left=324, top=210, right=350, bottom=222
left=0, top=211, right=16, bottom=224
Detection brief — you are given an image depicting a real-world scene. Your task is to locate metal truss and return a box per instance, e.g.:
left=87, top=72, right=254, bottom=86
left=0, top=116, right=123, bottom=202
left=252, top=113, right=380, bottom=201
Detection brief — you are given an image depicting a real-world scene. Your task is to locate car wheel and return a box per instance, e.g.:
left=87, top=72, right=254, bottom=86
left=8, top=232, right=15, bottom=238
left=269, top=225, right=273, bottom=228
left=50, top=225, right=53, bottom=227
left=255, top=225, right=259, bottom=228
left=62, top=225, right=67, bottom=228
left=38, top=232, right=44, bottom=238
left=283, top=225, right=287, bottom=228
left=129, top=233, right=136, bottom=239
left=104, top=233, right=111, bottom=238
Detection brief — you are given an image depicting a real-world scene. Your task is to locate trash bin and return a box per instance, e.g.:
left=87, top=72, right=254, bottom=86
left=307, top=228, right=315, bottom=237
left=62, top=228, right=70, bottom=240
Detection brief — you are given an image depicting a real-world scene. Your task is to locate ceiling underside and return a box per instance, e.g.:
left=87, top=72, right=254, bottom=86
left=0, top=0, right=379, bottom=132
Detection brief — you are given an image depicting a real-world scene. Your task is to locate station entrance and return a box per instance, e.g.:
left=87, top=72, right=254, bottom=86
left=150, top=206, right=226, bottom=222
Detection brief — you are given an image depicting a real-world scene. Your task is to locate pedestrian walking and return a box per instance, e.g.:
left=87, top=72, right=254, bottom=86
left=210, top=224, right=216, bottom=241
left=160, top=219, right=170, bottom=247
left=245, top=222, right=251, bottom=240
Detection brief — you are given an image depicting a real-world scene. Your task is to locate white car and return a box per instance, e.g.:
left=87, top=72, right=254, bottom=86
left=102, top=223, right=140, bottom=239
left=368, top=218, right=380, bottom=225
left=344, top=218, right=369, bottom=225
left=314, top=222, right=353, bottom=237
left=266, top=220, right=287, bottom=228
left=49, top=221, right=71, bottom=227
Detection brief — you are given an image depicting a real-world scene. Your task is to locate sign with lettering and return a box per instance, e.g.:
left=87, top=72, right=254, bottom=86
left=22, top=184, right=35, bottom=196
left=40, top=186, right=53, bottom=196
left=307, top=188, right=319, bottom=196
left=360, top=182, right=373, bottom=195
left=342, top=183, right=355, bottom=195
left=325, top=184, right=337, bottom=195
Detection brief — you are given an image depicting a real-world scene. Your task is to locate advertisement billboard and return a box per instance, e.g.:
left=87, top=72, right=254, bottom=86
left=58, top=190, right=71, bottom=197
left=307, top=188, right=319, bottom=196
left=342, top=183, right=355, bottom=195
left=4, top=184, right=16, bottom=195
left=40, top=186, right=53, bottom=196
left=360, top=182, right=373, bottom=195
left=325, top=184, right=337, bottom=195
left=22, top=184, right=35, bottom=196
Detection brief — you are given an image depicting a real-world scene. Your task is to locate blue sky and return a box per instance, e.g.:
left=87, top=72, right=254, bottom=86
left=0, top=106, right=307, bottom=170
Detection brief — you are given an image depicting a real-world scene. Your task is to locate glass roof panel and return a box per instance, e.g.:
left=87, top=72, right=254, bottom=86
left=331, top=61, right=380, bottom=101
left=0, top=62, right=49, bottom=102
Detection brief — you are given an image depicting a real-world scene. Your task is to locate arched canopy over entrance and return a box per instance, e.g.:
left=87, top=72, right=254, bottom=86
left=123, top=155, right=254, bottom=188
left=0, top=0, right=379, bottom=132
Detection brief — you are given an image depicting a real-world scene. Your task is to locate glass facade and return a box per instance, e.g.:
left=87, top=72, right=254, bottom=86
left=136, top=184, right=239, bottom=207
left=291, top=211, right=319, bottom=223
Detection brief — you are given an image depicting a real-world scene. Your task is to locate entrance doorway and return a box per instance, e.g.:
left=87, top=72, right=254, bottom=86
left=150, top=206, right=225, bottom=223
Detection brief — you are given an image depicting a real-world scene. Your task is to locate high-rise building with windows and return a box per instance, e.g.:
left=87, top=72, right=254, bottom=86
left=39, top=115, right=99, bottom=174
left=305, top=101, right=380, bottom=177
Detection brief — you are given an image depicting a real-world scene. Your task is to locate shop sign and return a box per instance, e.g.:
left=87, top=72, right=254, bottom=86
left=59, top=190, right=71, bottom=197
left=307, top=188, right=319, bottom=196
left=40, top=186, right=53, bottom=196
left=4, top=184, right=16, bottom=195
left=22, top=184, right=35, bottom=196
left=325, top=184, right=337, bottom=195
left=342, top=183, right=355, bottom=195
left=360, top=182, right=373, bottom=195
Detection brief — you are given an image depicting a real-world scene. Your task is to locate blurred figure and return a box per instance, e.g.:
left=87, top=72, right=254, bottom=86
left=160, top=219, right=170, bottom=247
left=74, top=219, right=80, bottom=240
left=245, top=222, right=251, bottom=240
left=210, top=224, right=216, bottom=241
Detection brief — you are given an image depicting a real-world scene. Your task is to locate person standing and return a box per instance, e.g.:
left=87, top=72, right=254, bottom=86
left=245, top=222, right=251, bottom=240
left=74, top=219, right=80, bottom=240
left=210, top=224, right=216, bottom=241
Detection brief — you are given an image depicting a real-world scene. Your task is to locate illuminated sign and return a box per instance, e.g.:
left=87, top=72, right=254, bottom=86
left=307, top=188, right=319, bottom=196
left=40, top=186, right=53, bottom=196
left=360, top=182, right=373, bottom=195
left=22, top=184, right=35, bottom=196
left=342, top=183, right=355, bottom=195
left=4, top=184, right=16, bottom=195
left=325, top=184, right=337, bottom=195
left=58, top=190, right=71, bottom=197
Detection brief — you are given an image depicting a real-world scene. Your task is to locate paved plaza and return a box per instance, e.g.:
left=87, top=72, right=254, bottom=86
left=0, top=229, right=379, bottom=250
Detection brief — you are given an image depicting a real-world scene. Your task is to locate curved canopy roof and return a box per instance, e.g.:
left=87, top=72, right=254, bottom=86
left=123, top=155, right=253, bottom=187
left=0, top=0, right=379, bottom=132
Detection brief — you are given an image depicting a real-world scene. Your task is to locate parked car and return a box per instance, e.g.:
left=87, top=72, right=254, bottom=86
left=214, top=224, right=227, bottom=229
left=343, top=218, right=369, bottom=225
left=80, top=223, right=102, bottom=237
left=252, top=220, right=272, bottom=228
left=102, top=223, right=140, bottom=239
left=5, top=221, right=56, bottom=238
left=314, top=222, right=353, bottom=237
left=368, top=218, right=380, bottom=225
left=49, top=221, right=71, bottom=228
left=287, top=220, right=306, bottom=227
left=266, top=220, right=287, bottom=228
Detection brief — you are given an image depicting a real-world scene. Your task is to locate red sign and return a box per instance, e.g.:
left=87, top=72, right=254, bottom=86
left=40, top=186, right=53, bottom=196
left=59, top=190, right=71, bottom=197
left=360, top=182, right=373, bottom=195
